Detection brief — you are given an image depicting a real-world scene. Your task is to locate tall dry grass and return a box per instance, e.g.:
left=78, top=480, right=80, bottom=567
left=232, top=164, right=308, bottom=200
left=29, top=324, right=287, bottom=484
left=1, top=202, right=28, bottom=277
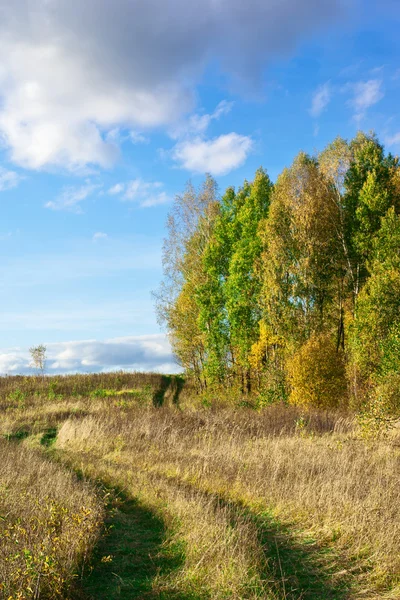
left=56, top=405, right=400, bottom=598
left=1, top=373, right=399, bottom=598
left=0, top=440, right=103, bottom=599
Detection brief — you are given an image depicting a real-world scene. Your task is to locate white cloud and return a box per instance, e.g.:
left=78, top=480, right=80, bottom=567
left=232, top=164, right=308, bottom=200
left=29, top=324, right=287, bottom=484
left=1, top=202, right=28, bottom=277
left=349, top=79, right=384, bottom=120
left=170, top=100, right=234, bottom=140
left=0, top=0, right=346, bottom=171
left=109, top=179, right=170, bottom=207
left=0, top=334, right=179, bottom=374
left=172, top=133, right=253, bottom=175
left=45, top=182, right=101, bottom=213
left=0, top=350, right=26, bottom=373
left=108, top=183, right=125, bottom=195
left=169, top=100, right=252, bottom=175
left=106, top=128, right=148, bottom=146
left=0, top=167, right=23, bottom=191
left=129, top=131, right=149, bottom=144
left=92, top=232, right=108, bottom=242
left=310, top=82, right=331, bottom=117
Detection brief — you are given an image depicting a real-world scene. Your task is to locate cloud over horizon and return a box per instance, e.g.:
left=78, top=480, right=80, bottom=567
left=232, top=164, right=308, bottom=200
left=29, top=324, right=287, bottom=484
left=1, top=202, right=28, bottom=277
left=0, top=334, right=178, bottom=375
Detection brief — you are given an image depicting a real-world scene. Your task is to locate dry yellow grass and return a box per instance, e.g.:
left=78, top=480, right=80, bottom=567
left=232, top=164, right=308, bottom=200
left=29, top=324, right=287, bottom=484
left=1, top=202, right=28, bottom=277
left=0, top=374, right=399, bottom=599
left=56, top=407, right=400, bottom=598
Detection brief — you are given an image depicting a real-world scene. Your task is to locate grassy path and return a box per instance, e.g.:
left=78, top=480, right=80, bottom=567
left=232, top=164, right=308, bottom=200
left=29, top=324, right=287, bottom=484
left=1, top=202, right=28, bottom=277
left=63, top=453, right=352, bottom=600
left=75, top=485, right=191, bottom=600
left=4, top=429, right=354, bottom=599
left=120, top=466, right=352, bottom=600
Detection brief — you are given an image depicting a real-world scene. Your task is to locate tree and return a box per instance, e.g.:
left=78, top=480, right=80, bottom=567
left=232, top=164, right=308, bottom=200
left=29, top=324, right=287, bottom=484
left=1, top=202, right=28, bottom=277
left=318, top=136, right=353, bottom=349
left=225, top=168, right=273, bottom=391
left=29, top=344, right=47, bottom=379
left=198, top=169, right=273, bottom=390
left=155, top=175, right=219, bottom=385
left=348, top=208, right=400, bottom=387
left=196, top=187, right=235, bottom=384
left=261, top=152, right=342, bottom=349
left=343, top=132, right=400, bottom=302
left=155, top=133, right=400, bottom=410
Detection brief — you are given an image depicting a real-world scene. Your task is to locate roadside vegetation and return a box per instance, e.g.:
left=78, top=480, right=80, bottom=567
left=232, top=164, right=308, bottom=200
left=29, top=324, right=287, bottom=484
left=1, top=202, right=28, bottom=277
left=0, top=438, right=103, bottom=599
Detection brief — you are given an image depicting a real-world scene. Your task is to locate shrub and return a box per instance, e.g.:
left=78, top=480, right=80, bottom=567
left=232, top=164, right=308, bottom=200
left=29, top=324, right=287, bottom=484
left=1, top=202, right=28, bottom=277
left=287, top=333, right=348, bottom=409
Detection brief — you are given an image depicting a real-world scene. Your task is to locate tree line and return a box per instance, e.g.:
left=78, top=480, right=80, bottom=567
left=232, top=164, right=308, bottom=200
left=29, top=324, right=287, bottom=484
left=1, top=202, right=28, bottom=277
left=156, top=132, right=400, bottom=422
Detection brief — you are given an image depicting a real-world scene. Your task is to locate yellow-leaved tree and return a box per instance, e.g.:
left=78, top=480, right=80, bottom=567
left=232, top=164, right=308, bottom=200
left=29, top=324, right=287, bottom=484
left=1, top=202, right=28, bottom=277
left=287, top=333, right=347, bottom=409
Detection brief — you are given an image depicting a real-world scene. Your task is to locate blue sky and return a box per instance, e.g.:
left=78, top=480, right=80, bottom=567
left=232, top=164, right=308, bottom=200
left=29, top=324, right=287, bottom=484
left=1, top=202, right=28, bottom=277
left=0, top=0, right=399, bottom=374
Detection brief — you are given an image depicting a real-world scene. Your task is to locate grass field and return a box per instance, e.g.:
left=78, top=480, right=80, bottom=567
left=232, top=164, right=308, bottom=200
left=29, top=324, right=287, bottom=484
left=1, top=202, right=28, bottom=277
left=0, top=373, right=399, bottom=599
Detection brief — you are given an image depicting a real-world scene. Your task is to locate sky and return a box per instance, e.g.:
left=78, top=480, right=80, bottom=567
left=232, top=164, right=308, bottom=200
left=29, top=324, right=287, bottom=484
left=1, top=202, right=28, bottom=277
left=0, top=0, right=399, bottom=374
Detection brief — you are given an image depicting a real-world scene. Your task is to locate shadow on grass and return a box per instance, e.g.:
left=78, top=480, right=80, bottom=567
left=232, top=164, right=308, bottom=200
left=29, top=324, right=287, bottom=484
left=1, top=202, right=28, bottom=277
left=152, top=376, right=185, bottom=408
left=142, top=470, right=354, bottom=600
left=73, top=480, right=198, bottom=600
left=3, top=430, right=30, bottom=442
left=40, top=427, right=58, bottom=447
left=250, top=510, right=352, bottom=600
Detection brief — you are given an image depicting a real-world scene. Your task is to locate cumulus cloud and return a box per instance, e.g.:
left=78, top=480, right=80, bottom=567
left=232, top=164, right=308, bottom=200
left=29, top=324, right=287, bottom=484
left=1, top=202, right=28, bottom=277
left=0, top=0, right=346, bottom=171
left=45, top=182, right=101, bottom=212
left=172, top=133, right=253, bottom=175
left=310, top=82, right=332, bottom=117
left=0, top=167, right=23, bottom=191
left=0, top=350, right=26, bottom=374
left=0, top=334, right=179, bottom=374
left=349, top=79, right=384, bottom=120
left=108, top=179, right=170, bottom=207
left=169, top=100, right=252, bottom=175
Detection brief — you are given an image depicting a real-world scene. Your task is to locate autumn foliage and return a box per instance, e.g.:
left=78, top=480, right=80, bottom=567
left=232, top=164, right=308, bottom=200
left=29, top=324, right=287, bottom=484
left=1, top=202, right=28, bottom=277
left=287, top=334, right=347, bottom=409
left=157, top=132, right=400, bottom=425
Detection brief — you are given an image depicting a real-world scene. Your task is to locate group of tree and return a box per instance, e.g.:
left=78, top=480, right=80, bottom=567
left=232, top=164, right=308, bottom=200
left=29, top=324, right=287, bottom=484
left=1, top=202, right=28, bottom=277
left=156, top=132, right=400, bottom=425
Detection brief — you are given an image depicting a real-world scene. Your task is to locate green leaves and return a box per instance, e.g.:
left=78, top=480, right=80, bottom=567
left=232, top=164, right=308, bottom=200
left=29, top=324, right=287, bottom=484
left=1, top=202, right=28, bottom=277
left=159, top=133, right=400, bottom=415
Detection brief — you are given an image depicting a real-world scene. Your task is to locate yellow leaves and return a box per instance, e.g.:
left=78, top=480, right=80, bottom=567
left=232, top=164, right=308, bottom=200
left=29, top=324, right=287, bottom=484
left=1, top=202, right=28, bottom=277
left=101, top=554, right=113, bottom=563
left=287, top=333, right=348, bottom=409
left=249, top=321, right=283, bottom=372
